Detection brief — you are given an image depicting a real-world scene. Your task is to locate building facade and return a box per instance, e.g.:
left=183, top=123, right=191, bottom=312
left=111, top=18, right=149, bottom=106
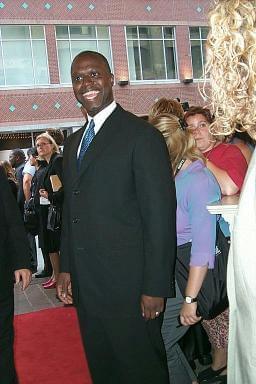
left=0, top=0, right=211, bottom=150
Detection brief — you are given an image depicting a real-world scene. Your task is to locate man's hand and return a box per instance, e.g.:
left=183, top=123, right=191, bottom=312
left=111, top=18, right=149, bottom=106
left=39, top=189, right=49, bottom=199
left=179, top=302, right=201, bottom=326
left=14, top=269, right=32, bottom=290
left=141, top=294, right=164, bottom=320
left=57, top=273, right=73, bottom=305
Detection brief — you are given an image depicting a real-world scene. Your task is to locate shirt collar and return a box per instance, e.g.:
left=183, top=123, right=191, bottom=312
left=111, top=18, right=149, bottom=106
left=87, top=100, right=117, bottom=134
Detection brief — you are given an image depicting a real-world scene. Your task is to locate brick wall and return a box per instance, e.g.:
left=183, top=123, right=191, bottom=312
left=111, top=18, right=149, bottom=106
left=0, top=0, right=211, bottom=132
left=0, top=0, right=211, bottom=23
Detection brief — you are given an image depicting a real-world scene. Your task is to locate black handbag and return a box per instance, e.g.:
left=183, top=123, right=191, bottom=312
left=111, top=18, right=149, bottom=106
left=24, top=197, right=39, bottom=235
left=175, top=222, right=230, bottom=320
left=47, top=204, right=61, bottom=231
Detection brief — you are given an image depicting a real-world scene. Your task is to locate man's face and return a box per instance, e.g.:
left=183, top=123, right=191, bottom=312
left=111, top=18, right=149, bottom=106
left=9, top=152, right=16, bottom=167
left=71, top=53, right=114, bottom=117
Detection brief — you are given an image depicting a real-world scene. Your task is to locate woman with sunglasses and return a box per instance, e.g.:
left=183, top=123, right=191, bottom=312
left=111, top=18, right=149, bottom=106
left=36, top=132, right=63, bottom=289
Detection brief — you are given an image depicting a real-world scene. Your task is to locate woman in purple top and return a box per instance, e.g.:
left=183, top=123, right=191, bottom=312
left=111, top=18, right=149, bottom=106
left=150, top=113, right=221, bottom=384
left=176, top=160, right=219, bottom=268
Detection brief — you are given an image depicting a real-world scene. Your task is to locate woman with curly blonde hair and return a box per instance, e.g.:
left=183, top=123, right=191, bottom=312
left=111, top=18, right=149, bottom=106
left=204, top=1, right=256, bottom=383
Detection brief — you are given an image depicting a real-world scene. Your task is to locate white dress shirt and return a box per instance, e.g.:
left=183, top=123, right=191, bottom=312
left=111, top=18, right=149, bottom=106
left=77, top=101, right=117, bottom=158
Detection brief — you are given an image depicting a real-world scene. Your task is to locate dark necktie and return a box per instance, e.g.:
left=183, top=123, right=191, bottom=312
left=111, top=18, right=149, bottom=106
left=77, top=119, right=95, bottom=170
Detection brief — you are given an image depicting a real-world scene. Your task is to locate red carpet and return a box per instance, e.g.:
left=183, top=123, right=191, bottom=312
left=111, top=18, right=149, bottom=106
left=14, top=307, right=92, bottom=384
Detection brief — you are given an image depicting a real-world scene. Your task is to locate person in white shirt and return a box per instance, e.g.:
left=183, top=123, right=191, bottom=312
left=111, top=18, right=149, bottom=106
left=23, top=148, right=37, bottom=273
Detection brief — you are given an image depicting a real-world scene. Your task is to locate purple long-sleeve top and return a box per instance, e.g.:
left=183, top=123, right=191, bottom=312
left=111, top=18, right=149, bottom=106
left=175, top=160, right=221, bottom=268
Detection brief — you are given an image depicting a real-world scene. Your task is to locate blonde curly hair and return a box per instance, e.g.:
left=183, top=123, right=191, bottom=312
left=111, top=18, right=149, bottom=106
left=203, top=0, right=256, bottom=139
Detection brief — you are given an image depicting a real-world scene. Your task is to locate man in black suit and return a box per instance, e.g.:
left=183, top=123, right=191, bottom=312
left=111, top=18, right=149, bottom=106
left=9, top=149, right=26, bottom=214
left=57, top=51, right=177, bottom=384
left=0, top=167, right=31, bottom=384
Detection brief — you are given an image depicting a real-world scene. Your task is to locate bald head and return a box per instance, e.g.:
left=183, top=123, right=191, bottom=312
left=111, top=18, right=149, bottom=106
left=9, top=148, right=25, bottom=168
left=71, top=50, right=114, bottom=117
left=72, top=51, right=112, bottom=74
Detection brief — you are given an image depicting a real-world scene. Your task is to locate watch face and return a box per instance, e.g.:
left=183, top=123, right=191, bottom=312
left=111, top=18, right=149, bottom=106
left=185, top=296, right=197, bottom=303
left=185, top=297, right=192, bottom=304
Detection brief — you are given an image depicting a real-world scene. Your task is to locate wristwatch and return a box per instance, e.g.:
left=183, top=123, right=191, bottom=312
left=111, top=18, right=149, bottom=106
left=184, top=296, right=197, bottom=304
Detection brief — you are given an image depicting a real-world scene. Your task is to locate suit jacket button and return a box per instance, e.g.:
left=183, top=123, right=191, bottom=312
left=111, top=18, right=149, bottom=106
left=72, top=218, right=79, bottom=224
left=73, top=190, right=80, bottom=195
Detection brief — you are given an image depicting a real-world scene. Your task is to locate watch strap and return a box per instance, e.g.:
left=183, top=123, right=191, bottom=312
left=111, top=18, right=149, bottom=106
left=184, top=296, right=197, bottom=304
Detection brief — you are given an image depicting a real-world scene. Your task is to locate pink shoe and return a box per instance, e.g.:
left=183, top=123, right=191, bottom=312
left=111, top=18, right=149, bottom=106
left=43, top=280, right=56, bottom=289
left=42, top=277, right=53, bottom=287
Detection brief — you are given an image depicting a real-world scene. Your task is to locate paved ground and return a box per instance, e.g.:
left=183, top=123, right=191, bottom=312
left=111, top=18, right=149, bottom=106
left=14, top=276, right=63, bottom=315
left=14, top=240, right=63, bottom=315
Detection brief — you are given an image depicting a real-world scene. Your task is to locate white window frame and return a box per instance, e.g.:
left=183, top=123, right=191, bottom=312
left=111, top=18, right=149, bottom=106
left=0, top=25, right=50, bottom=89
left=125, top=25, right=179, bottom=84
left=189, top=26, right=209, bottom=81
left=55, top=25, right=113, bottom=85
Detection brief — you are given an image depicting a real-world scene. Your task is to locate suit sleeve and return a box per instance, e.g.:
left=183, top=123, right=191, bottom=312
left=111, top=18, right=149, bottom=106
left=133, top=126, right=177, bottom=298
left=0, top=167, right=30, bottom=271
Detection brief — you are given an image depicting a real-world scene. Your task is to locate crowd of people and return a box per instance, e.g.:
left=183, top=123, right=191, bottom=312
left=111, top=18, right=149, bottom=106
left=1, top=0, right=256, bottom=382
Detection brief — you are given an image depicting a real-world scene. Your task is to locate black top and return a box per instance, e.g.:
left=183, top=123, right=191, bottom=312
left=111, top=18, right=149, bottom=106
left=31, top=161, right=48, bottom=207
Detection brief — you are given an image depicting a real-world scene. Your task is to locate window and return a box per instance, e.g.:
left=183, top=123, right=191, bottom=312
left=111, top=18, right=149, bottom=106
left=126, top=26, right=178, bottom=82
left=189, top=27, right=209, bottom=79
left=0, top=25, right=49, bottom=87
left=56, top=25, right=113, bottom=84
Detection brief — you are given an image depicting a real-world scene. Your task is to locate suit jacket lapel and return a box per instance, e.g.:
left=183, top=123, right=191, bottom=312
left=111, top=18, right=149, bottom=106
left=78, top=105, right=122, bottom=178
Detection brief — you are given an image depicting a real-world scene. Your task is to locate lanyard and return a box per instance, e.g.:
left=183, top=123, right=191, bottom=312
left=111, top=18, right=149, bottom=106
left=175, top=159, right=186, bottom=176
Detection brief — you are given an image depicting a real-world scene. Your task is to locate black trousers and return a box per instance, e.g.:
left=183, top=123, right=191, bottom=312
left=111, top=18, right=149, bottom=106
left=0, top=292, right=17, bottom=384
left=27, top=232, right=37, bottom=271
left=77, top=307, right=169, bottom=384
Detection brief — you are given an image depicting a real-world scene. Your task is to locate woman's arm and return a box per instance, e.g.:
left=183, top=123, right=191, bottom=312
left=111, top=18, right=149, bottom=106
left=180, top=265, right=208, bottom=326
left=178, top=165, right=220, bottom=325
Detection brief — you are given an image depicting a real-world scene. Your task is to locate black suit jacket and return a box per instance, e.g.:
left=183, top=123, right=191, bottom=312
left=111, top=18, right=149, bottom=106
left=60, top=104, right=177, bottom=317
left=15, top=162, right=25, bottom=214
left=0, top=168, right=30, bottom=296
